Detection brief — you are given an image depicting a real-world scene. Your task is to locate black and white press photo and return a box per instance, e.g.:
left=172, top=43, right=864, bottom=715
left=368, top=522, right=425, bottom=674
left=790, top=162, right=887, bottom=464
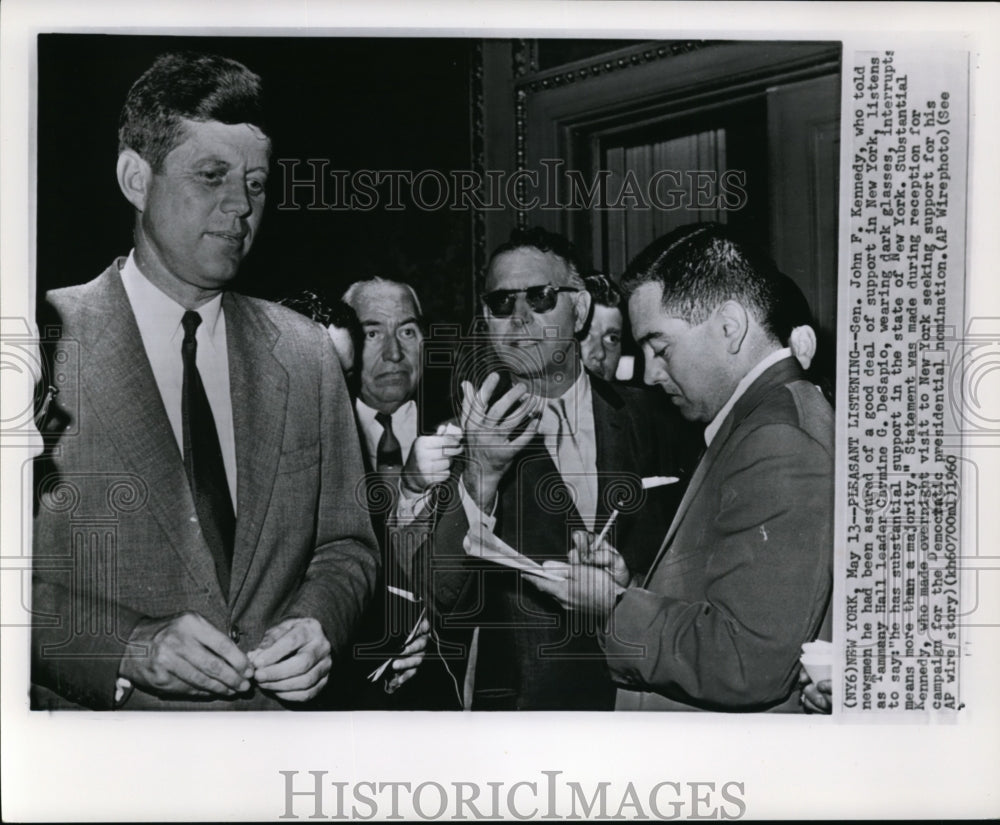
left=28, top=33, right=841, bottom=714
left=1, top=1, right=996, bottom=821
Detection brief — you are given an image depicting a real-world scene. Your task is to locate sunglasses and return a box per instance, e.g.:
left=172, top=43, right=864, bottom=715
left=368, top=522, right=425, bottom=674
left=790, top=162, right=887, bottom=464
left=481, top=285, right=579, bottom=318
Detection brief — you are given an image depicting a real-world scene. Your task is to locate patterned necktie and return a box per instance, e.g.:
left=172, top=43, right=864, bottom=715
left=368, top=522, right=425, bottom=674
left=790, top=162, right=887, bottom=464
left=374, top=410, right=403, bottom=471
left=181, top=310, right=235, bottom=596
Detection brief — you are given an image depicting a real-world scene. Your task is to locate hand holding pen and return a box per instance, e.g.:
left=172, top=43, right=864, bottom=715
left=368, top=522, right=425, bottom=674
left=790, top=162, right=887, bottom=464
left=572, top=475, right=679, bottom=578
left=570, top=529, right=631, bottom=588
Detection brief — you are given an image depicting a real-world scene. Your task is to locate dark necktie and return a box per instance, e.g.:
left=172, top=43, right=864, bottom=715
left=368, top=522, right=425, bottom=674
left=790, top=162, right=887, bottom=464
left=374, top=410, right=403, bottom=471
left=181, top=310, right=235, bottom=596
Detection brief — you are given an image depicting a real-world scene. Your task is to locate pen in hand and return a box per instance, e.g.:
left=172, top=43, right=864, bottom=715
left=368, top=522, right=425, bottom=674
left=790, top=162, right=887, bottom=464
left=575, top=509, right=619, bottom=567
left=586, top=475, right=678, bottom=562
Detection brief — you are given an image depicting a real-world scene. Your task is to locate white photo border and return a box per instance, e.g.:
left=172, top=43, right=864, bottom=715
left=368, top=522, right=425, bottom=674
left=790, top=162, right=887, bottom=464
left=2, top=1, right=998, bottom=820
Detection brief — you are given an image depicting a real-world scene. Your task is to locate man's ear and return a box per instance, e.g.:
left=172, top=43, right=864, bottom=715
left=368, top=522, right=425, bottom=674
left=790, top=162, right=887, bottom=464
left=572, top=289, right=593, bottom=335
left=716, top=300, right=749, bottom=354
left=788, top=325, right=817, bottom=370
left=116, top=150, right=152, bottom=212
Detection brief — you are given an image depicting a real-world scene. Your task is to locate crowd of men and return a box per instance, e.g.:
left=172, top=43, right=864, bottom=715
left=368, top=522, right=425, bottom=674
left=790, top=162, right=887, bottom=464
left=31, top=51, right=833, bottom=713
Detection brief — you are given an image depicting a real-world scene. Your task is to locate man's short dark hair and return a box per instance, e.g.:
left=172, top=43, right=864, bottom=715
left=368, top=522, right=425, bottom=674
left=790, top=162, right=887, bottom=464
left=487, top=226, right=586, bottom=288
left=620, top=222, right=783, bottom=340
left=118, top=51, right=267, bottom=172
left=583, top=273, right=622, bottom=310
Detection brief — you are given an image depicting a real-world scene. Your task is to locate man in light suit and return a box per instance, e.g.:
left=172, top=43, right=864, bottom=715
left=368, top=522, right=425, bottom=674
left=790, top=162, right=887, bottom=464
left=530, top=223, right=833, bottom=712
left=419, top=227, right=695, bottom=710
left=31, top=51, right=379, bottom=710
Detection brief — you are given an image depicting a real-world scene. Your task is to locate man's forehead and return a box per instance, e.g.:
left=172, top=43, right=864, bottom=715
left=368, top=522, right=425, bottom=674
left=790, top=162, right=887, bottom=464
left=487, top=247, right=569, bottom=289
left=167, top=118, right=271, bottom=164
left=593, top=304, right=622, bottom=325
left=629, top=290, right=689, bottom=339
left=354, top=282, right=418, bottom=322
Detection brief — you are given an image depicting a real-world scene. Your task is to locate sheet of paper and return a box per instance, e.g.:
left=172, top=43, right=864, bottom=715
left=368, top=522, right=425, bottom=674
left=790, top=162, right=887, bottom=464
left=463, top=530, right=568, bottom=582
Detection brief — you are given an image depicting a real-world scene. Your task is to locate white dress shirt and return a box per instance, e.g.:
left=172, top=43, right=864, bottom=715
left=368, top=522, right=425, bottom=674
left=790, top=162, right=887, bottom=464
left=119, top=251, right=237, bottom=508
left=703, top=347, right=794, bottom=448
left=354, top=397, right=418, bottom=468
left=537, top=370, right=599, bottom=530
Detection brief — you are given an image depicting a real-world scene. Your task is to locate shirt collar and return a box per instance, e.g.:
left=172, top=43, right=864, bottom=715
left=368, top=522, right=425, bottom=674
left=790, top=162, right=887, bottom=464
left=703, top=347, right=793, bottom=447
left=550, top=368, right=590, bottom=414
left=355, top=396, right=416, bottom=426
left=120, top=250, right=224, bottom=340
left=540, top=368, right=592, bottom=435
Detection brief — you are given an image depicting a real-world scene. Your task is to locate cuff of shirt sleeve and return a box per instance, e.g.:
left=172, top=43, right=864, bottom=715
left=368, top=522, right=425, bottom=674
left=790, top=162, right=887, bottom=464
left=392, top=480, right=434, bottom=527
left=458, top=473, right=497, bottom=532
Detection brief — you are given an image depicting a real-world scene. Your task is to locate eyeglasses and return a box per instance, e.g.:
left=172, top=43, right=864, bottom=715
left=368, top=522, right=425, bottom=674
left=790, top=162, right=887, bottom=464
left=481, top=285, right=579, bottom=318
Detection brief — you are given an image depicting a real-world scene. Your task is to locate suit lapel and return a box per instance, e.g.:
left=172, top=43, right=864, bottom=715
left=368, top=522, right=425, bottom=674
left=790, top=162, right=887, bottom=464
left=643, top=356, right=806, bottom=581
left=590, top=373, right=628, bottom=525
left=78, top=266, right=226, bottom=602
left=642, top=428, right=718, bottom=582
left=223, top=293, right=288, bottom=607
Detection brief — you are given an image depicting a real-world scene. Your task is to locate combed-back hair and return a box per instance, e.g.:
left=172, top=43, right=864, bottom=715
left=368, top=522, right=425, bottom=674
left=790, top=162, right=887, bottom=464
left=487, top=226, right=586, bottom=289
left=583, top=273, right=622, bottom=310
left=118, top=51, right=267, bottom=172
left=620, top=222, right=784, bottom=340
left=341, top=276, right=425, bottom=327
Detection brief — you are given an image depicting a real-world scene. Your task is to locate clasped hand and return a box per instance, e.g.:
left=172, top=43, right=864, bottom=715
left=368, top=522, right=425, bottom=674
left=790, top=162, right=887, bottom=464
left=524, top=530, right=631, bottom=618
left=401, top=424, right=464, bottom=495
left=120, top=612, right=332, bottom=703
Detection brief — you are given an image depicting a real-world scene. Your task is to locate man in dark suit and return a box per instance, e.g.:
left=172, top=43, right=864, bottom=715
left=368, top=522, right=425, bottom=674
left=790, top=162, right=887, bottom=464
left=530, top=223, right=833, bottom=712
left=418, top=227, right=693, bottom=710
left=336, top=277, right=463, bottom=708
left=31, top=51, right=379, bottom=710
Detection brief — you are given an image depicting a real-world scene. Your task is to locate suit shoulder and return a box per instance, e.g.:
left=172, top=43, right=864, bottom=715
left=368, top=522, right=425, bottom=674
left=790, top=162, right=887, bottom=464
left=234, top=294, right=327, bottom=340
left=740, top=380, right=834, bottom=456
left=43, top=263, right=123, bottom=328
left=46, top=282, right=89, bottom=304
left=44, top=285, right=85, bottom=322
left=45, top=263, right=118, bottom=307
left=750, top=377, right=826, bottom=421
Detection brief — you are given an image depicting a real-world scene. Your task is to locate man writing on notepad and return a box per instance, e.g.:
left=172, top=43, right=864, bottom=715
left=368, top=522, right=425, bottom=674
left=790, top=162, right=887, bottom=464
left=527, top=223, right=834, bottom=713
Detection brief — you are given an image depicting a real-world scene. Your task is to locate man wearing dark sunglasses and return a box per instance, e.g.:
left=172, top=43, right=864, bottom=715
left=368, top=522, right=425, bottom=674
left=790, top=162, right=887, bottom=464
left=416, top=227, right=693, bottom=710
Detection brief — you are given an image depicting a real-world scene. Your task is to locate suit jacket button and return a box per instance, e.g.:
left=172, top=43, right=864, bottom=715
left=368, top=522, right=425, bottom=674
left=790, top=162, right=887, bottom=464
left=229, top=624, right=241, bottom=643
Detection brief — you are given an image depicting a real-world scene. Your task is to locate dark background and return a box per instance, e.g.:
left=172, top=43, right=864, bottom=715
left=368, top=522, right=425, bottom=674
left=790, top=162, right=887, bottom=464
left=37, top=34, right=476, bottom=326
left=36, top=35, right=838, bottom=397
